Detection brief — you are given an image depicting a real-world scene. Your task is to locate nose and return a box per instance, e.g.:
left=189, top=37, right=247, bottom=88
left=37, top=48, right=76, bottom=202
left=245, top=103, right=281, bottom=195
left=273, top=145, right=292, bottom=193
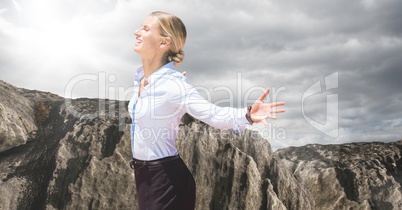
left=134, top=28, right=140, bottom=37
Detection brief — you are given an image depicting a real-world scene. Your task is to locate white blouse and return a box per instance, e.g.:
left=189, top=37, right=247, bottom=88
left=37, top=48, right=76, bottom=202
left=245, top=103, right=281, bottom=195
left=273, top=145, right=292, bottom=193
left=128, top=62, right=249, bottom=160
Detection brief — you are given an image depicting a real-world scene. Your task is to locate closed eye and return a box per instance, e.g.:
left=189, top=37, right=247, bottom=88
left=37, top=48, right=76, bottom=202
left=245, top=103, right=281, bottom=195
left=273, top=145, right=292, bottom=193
left=142, top=25, right=150, bottom=32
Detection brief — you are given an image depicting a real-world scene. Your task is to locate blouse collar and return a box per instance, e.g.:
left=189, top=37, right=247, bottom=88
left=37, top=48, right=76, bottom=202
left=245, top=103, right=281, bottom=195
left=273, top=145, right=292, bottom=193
left=135, top=62, right=174, bottom=84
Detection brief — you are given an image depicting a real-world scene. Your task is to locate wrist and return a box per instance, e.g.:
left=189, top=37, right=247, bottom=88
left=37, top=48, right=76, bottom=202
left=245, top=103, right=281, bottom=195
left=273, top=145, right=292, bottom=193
left=245, top=106, right=254, bottom=125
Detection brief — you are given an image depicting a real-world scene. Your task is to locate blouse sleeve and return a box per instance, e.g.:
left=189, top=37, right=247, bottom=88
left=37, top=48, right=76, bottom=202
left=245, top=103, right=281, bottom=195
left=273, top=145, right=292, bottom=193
left=167, top=73, right=250, bottom=133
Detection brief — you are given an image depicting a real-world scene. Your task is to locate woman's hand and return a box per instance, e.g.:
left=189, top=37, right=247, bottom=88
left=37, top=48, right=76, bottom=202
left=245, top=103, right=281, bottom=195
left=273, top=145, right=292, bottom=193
left=250, top=88, right=285, bottom=126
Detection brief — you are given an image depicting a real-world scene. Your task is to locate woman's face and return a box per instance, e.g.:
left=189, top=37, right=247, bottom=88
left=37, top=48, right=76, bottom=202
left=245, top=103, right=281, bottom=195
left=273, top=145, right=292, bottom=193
left=134, top=16, right=164, bottom=57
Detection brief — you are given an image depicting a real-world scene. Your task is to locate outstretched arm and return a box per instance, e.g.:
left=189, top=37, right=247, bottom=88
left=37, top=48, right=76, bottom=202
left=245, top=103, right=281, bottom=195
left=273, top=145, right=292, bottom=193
left=250, top=88, right=286, bottom=126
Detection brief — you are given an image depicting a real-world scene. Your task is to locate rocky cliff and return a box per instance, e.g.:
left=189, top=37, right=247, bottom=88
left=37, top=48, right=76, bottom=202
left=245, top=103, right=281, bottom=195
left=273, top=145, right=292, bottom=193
left=0, top=80, right=401, bottom=210
left=275, top=141, right=402, bottom=210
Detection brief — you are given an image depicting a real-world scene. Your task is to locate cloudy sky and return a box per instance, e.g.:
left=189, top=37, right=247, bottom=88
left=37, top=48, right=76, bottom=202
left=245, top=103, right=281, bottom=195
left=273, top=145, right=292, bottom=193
left=1, top=0, right=401, bottom=150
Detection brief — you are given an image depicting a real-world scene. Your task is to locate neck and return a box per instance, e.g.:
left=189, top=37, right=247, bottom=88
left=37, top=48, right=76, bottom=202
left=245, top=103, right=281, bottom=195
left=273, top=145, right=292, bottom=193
left=142, top=57, right=168, bottom=78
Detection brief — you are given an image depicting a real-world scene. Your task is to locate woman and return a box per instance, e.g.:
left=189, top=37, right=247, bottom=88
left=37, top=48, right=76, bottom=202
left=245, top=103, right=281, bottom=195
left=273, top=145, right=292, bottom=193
left=128, top=11, right=285, bottom=210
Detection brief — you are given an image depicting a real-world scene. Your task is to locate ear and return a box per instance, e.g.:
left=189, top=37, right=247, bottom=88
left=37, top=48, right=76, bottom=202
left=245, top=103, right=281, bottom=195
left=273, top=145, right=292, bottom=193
left=160, top=37, right=171, bottom=49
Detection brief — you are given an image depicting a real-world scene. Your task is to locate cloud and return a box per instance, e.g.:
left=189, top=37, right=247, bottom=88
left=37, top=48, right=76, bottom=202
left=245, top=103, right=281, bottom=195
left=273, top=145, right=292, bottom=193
left=0, top=0, right=401, bottom=149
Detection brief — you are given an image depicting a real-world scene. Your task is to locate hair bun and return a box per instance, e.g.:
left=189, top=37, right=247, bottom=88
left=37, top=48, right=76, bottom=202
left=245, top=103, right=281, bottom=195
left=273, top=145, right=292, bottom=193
left=168, top=50, right=185, bottom=66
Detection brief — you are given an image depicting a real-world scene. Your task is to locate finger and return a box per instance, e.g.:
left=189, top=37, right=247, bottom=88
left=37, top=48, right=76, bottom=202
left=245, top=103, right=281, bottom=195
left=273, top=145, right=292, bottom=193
left=270, top=102, right=285, bottom=107
left=271, top=109, right=286, bottom=113
left=182, top=71, right=186, bottom=76
left=257, top=88, right=270, bottom=102
left=262, top=119, right=268, bottom=126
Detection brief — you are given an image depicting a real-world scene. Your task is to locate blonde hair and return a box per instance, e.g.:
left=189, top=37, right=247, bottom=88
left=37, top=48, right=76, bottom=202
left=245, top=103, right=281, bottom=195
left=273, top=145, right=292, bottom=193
left=150, top=11, right=187, bottom=66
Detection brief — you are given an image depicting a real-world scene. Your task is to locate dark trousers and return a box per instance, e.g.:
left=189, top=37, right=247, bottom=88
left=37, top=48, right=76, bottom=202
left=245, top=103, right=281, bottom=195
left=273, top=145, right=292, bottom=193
left=132, top=156, right=196, bottom=210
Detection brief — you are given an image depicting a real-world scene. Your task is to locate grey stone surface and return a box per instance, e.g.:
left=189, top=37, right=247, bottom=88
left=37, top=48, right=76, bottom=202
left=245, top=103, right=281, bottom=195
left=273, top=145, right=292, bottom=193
left=0, top=81, right=38, bottom=152
left=275, top=141, right=402, bottom=210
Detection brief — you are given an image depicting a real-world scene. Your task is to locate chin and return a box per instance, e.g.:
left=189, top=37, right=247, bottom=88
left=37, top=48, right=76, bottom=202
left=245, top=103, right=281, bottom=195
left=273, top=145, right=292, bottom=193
left=134, top=47, right=141, bottom=54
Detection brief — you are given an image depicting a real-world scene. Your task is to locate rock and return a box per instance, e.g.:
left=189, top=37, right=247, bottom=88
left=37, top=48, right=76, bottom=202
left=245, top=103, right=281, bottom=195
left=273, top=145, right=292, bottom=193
left=0, top=81, right=38, bottom=152
left=275, top=141, right=402, bottom=210
left=0, top=81, right=135, bottom=210
left=176, top=117, right=314, bottom=209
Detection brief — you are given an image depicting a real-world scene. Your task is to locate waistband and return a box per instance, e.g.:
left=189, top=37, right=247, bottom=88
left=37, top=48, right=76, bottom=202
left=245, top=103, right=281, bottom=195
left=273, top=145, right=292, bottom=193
left=130, top=155, right=180, bottom=170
